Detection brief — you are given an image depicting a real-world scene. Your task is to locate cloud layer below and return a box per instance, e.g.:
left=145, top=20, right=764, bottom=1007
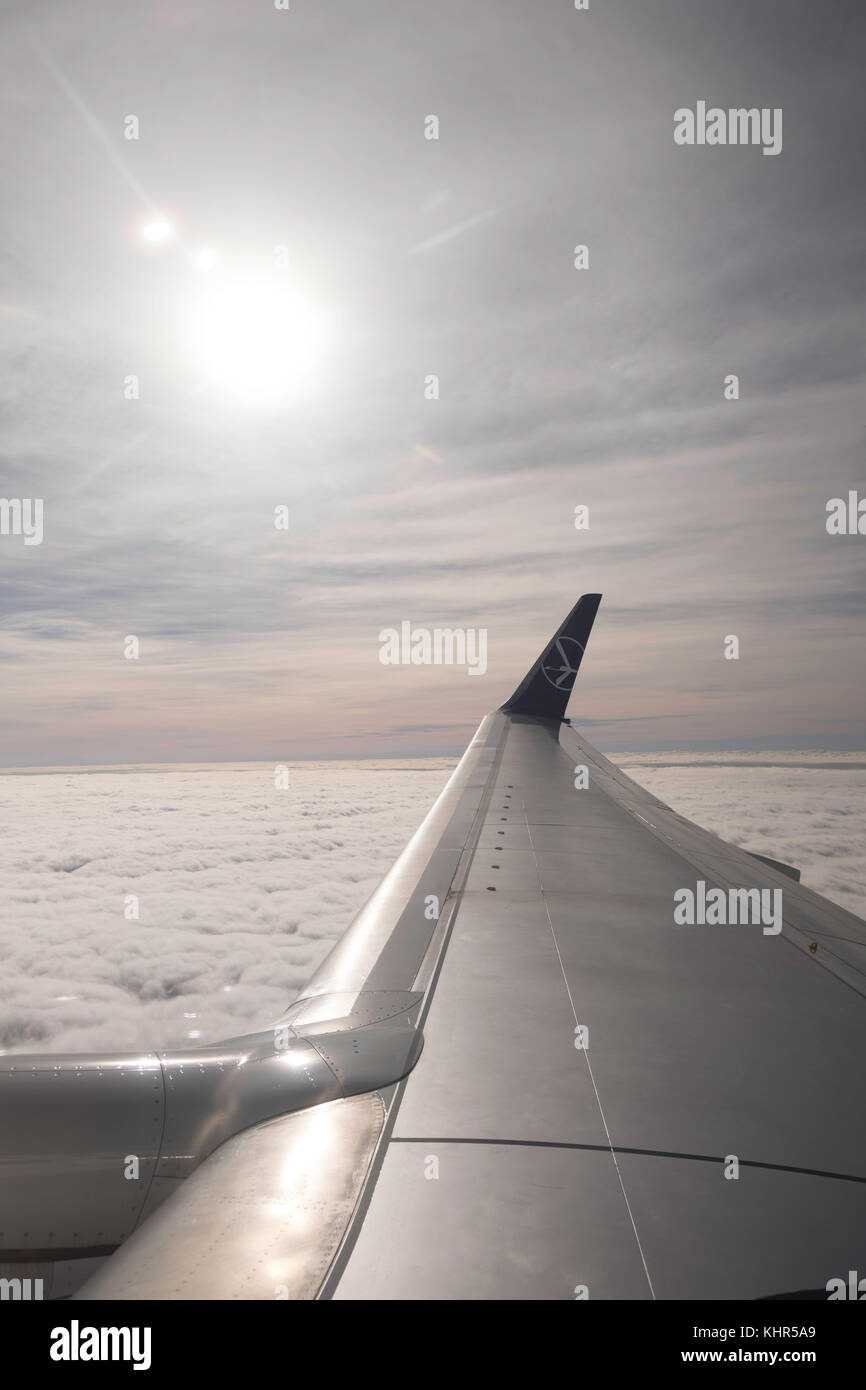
left=1, top=752, right=863, bottom=1055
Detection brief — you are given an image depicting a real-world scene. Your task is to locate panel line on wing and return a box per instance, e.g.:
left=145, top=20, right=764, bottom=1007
left=388, top=1137, right=866, bottom=1185
left=523, top=803, right=658, bottom=1301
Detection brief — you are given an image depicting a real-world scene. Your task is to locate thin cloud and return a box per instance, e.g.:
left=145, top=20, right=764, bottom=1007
left=408, top=207, right=498, bottom=255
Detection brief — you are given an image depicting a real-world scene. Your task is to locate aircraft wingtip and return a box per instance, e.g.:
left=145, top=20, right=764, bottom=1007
left=500, top=592, right=602, bottom=721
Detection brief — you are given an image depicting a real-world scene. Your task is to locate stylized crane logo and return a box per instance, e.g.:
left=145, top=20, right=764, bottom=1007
left=541, top=636, right=584, bottom=690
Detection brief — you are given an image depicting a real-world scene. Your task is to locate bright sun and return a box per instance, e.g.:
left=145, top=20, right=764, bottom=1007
left=190, top=272, right=331, bottom=406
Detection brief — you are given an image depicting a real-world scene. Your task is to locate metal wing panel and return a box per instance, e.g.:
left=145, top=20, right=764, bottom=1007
left=560, top=724, right=866, bottom=993
left=75, top=1094, right=386, bottom=1301
left=333, top=1143, right=654, bottom=1301
left=328, top=716, right=866, bottom=1299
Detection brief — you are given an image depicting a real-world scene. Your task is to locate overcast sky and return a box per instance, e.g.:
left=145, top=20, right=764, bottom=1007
left=1, top=0, right=864, bottom=765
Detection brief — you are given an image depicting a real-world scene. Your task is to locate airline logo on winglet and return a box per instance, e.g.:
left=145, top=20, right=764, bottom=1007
left=501, top=593, right=601, bottom=721
left=541, top=636, right=586, bottom=691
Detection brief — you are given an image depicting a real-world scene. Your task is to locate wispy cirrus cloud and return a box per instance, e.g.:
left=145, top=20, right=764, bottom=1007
left=0, top=0, right=864, bottom=763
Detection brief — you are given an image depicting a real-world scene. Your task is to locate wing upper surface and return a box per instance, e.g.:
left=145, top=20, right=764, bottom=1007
left=331, top=717, right=866, bottom=1299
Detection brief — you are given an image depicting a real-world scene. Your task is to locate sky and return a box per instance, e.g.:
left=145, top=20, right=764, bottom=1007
left=3, top=755, right=865, bottom=1055
left=1, top=0, right=865, bottom=765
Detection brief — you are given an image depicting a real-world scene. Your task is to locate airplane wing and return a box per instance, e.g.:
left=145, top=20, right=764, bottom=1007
left=5, top=595, right=866, bottom=1300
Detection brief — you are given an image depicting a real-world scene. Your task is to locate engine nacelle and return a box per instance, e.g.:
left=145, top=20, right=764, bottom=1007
left=0, top=992, right=423, bottom=1266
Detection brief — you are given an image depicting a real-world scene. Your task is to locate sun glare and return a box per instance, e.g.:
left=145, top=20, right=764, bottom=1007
left=191, top=246, right=218, bottom=271
left=190, top=272, right=331, bottom=405
left=140, top=217, right=175, bottom=245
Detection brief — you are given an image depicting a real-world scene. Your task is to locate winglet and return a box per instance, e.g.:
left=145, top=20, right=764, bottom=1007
left=500, top=593, right=602, bottom=722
